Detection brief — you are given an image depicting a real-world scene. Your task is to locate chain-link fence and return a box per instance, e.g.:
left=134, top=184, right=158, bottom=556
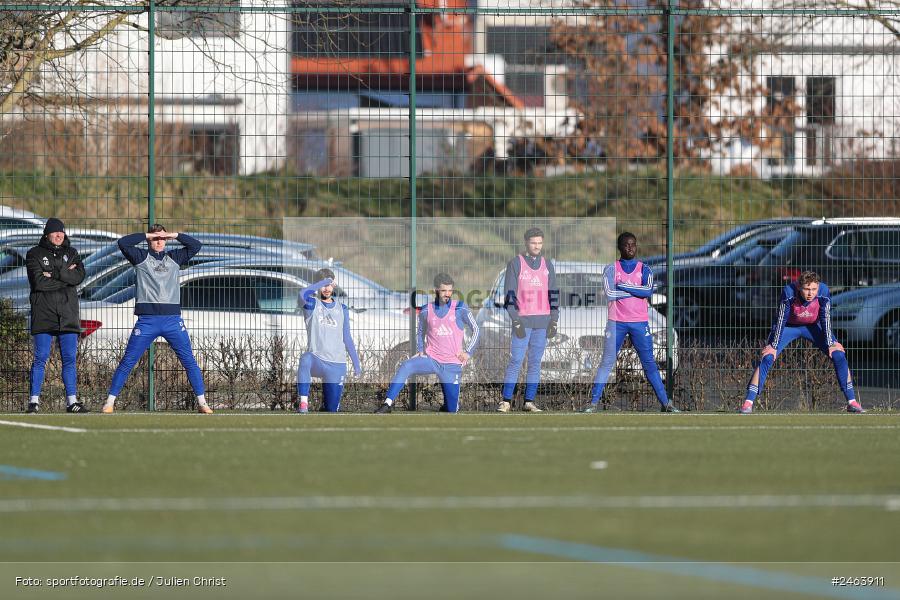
left=2, top=1, right=899, bottom=412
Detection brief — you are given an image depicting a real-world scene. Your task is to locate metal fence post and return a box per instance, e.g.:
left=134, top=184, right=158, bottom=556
left=665, top=0, right=676, bottom=402
left=407, top=0, right=418, bottom=411
left=147, top=0, right=157, bottom=411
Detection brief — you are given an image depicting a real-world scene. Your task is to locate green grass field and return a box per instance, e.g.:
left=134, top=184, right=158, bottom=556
left=1, top=413, right=899, bottom=599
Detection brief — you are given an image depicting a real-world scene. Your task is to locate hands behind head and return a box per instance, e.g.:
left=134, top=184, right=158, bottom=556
left=146, top=232, right=178, bottom=241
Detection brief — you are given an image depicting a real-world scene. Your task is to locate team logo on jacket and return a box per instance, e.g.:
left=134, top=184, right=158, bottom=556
left=317, top=311, right=338, bottom=328
left=133, top=327, right=142, bottom=336
left=152, top=260, right=170, bottom=273
left=435, top=324, right=454, bottom=336
left=796, top=309, right=813, bottom=318
left=41, top=257, right=49, bottom=267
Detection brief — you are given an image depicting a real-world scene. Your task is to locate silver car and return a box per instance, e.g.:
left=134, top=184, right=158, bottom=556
left=0, top=205, right=45, bottom=230
left=830, top=283, right=900, bottom=357
left=474, top=261, right=678, bottom=384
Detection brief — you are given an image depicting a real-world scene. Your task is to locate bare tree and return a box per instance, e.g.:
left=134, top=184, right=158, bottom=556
left=0, top=4, right=137, bottom=115
left=548, top=0, right=797, bottom=167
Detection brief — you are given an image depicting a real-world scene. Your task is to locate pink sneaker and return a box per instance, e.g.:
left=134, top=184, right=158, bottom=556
left=738, top=400, right=754, bottom=414
left=847, top=401, right=866, bottom=414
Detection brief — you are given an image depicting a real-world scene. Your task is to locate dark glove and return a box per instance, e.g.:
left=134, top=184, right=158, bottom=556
left=546, top=321, right=558, bottom=340
left=512, top=320, right=526, bottom=339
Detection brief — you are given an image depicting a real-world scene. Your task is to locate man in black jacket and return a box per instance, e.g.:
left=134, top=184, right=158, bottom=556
left=25, top=218, right=88, bottom=413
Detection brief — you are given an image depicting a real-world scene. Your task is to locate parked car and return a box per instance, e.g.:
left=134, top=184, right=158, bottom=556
left=185, top=258, right=429, bottom=311
left=0, top=237, right=126, bottom=292
left=0, top=227, right=119, bottom=246
left=0, top=233, right=320, bottom=301
left=0, top=240, right=111, bottom=279
left=830, top=283, right=900, bottom=357
left=0, top=205, right=45, bottom=230
left=740, top=219, right=900, bottom=324
left=650, top=226, right=795, bottom=331
left=474, top=261, right=678, bottom=384
left=77, top=248, right=294, bottom=303
left=643, top=217, right=814, bottom=266
left=76, top=268, right=410, bottom=375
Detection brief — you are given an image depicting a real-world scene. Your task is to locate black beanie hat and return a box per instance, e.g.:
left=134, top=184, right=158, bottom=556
left=43, top=218, right=65, bottom=235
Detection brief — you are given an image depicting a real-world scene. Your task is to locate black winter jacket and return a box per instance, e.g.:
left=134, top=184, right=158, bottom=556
left=26, top=236, right=85, bottom=335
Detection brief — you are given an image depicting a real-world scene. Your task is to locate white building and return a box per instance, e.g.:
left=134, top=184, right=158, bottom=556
left=470, top=0, right=899, bottom=176
left=25, top=1, right=290, bottom=175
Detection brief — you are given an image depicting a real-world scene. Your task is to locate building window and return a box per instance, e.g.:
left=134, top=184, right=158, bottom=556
left=486, top=26, right=563, bottom=107
left=765, top=76, right=796, bottom=166
left=166, top=124, right=240, bottom=175
left=292, top=2, right=423, bottom=58
left=806, top=76, right=836, bottom=125
left=156, top=0, right=241, bottom=39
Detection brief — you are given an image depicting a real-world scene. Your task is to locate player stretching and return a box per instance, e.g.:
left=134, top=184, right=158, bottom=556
left=102, top=225, right=210, bottom=414
left=375, top=273, right=479, bottom=413
left=582, top=232, right=679, bottom=413
left=296, top=268, right=362, bottom=413
left=497, top=227, right=559, bottom=413
left=741, top=271, right=863, bottom=414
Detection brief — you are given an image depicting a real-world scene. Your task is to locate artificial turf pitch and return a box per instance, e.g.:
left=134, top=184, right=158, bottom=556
left=1, top=413, right=899, bottom=599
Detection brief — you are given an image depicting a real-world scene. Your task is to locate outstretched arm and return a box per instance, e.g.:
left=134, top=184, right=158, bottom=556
left=416, top=305, right=428, bottom=354
left=457, top=303, right=481, bottom=354
left=342, top=305, right=362, bottom=375
left=818, top=296, right=838, bottom=347
left=547, top=261, right=560, bottom=321
left=504, top=259, right=521, bottom=322
left=766, top=288, right=793, bottom=348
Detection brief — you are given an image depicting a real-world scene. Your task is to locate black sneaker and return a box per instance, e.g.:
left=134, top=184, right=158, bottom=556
left=374, top=403, right=392, bottom=414
left=660, top=403, right=681, bottom=413
left=25, top=403, right=39, bottom=414
left=438, top=404, right=449, bottom=412
left=66, top=402, right=89, bottom=413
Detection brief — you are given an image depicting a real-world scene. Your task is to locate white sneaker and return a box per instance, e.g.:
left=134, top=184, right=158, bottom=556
left=496, top=400, right=510, bottom=413
left=523, top=401, right=542, bottom=413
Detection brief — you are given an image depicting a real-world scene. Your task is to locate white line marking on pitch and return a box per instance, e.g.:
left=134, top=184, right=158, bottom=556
left=0, top=420, right=86, bottom=433
left=0, top=494, right=897, bottom=514
left=94, top=424, right=900, bottom=434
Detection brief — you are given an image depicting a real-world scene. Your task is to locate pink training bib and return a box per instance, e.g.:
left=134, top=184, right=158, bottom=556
left=516, top=255, right=551, bottom=316
left=787, top=297, right=820, bottom=325
left=609, top=260, right=648, bottom=322
left=425, top=300, right=465, bottom=364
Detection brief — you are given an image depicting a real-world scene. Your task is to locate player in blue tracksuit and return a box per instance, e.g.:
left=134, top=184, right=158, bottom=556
left=102, top=224, right=210, bottom=413
left=374, top=273, right=480, bottom=413
left=498, top=227, right=559, bottom=412
left=741, top=270, right=863, bottom=414
left=296, top=268, right=362, bottom=413
left=583, top=232, right=677, bottom=413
